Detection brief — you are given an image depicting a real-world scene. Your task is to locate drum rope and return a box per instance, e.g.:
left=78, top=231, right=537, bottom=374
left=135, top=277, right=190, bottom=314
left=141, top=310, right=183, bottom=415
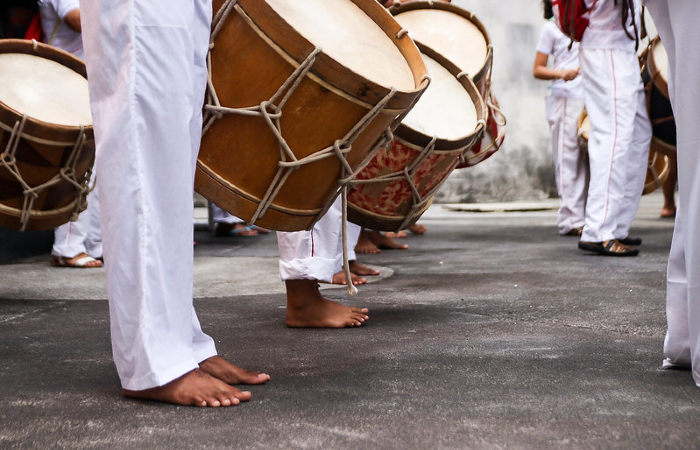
left=1, top=116, right=91, bottom=230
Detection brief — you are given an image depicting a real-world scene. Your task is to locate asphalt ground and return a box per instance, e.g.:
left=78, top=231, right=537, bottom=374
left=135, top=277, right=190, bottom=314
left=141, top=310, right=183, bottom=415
left=2, top=192, right=699, bottom=450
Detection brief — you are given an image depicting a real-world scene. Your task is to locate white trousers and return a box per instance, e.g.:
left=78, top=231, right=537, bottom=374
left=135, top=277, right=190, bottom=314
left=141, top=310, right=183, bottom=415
left=579, top=48, right=652, bottom=243
left=278, top=197, right=359, bottom=282
left=644, top=0, right=700, bottom=384
left=545, top=96, right=588, bottom=234
left=209, top=203, right=245, bottom=225
left=80, top=0, right=216, bottom=390
left=52, top=183, right=102, bottom=259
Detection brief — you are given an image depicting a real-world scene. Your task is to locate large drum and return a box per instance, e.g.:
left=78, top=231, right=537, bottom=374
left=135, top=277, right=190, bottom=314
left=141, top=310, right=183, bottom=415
left=389, top=1, right=493, bottom=97
left=195, top=0, right=429, bottom=231
left=347, top=45, right=486, bottom=231
left=640, top=36, right=675, bottom=157
left=578, top=110, right=669, bottom=195
left=0, top=39, right=94, bottom=231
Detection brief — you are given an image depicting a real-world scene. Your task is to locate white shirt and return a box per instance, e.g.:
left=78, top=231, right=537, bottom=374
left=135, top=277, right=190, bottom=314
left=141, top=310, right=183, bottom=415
left=537, top=21, right=584, bottom=99
left=581, top=0, right=640, bottom=51
left=39, top=0, right=83, bottom=58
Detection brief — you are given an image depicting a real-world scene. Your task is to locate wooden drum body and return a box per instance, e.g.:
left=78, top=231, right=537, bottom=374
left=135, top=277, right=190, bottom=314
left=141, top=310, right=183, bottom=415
left=0, top=39, right=94, bottom=231
left=195, top=0, right=429, bottom=231
left=578, top=109, right=669, bottom=195
left=460, top=92, right=505, bottom=167
left=347, top=46, right=486, bottom=231
left=640, top=36, right=675, bottom=157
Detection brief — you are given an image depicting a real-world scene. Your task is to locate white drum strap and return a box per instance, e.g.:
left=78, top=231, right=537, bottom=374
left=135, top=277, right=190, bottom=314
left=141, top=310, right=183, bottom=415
left=0, top=116, right=91, bottom=230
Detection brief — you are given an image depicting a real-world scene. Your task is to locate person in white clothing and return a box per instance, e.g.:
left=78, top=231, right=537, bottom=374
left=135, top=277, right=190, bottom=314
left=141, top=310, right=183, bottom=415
left=278, top=196, right=370, bottom=327
left=209, top=203, right=259, bottom=237
left=642, top=0, right=700, bottom=386
left=80, top=0, right=269, bottom=406
left=38, top=0, right=103, bottom=268
left=576, top=0, right=652, bottom=256
left=534, top=1, right=588, bottom=237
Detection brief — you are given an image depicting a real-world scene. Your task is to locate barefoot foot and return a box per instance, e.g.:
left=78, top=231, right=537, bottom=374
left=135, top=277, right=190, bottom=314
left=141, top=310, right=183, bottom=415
left=366, top=230, right=408, bottom=250
left=285, top=280, right=369, bottom=328
left=122, top=368, right=248, bottom=407
left=198, top=356, right=270, bottom=385
left=355, top=229, right=381, bottom=254
left=332, top=270, right=367, bottom=285
left=348, top=260, right=380, bottom=276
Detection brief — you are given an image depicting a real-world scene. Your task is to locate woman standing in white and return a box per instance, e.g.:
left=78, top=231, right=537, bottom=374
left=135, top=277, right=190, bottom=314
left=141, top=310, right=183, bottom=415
left=642, top=0, right=700, bottom=385
left=577, top=0, right=652, bottom=256
left=38, top=0, right=103, bottom=268
left=534, top=1, right=588, bottom=237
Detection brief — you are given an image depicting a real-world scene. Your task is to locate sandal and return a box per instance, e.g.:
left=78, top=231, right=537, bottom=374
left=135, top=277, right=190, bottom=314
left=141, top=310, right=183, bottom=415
left=578, top=240, right=639, bottom=257
left=214, top=223, right=258, bottom=237
left=51, top=253, right=103, bottom=268
left=618, top=236, right=642, bottom=246
left=562, top=226, right=584, bottom=237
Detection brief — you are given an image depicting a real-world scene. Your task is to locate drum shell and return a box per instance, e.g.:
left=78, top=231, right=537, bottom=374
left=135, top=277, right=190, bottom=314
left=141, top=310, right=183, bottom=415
left=0, top=39, right=95, bottom=231
left=195, top=0, right=428, bottom=231
left=640, top=37, right=675, bottom=156
left=347, top=45, right=486, bottom=231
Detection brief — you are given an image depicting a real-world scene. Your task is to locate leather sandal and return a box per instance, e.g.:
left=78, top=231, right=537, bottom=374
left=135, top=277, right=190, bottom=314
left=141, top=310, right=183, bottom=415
left=578, top=239, right=639, bottom=257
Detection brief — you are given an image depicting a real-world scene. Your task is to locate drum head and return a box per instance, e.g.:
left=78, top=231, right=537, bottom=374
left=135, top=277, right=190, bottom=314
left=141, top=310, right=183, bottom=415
left=0, top=53, right=91, bottom=127
left=402, top=53, right=478, bottom=141
left=392, top=7, right=489, bottom=80
left=266, top=0, right=416, bottom=91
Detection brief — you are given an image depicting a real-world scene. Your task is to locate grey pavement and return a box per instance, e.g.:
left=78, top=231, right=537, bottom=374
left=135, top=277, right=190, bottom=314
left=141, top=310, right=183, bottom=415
left=2, top=192, right=699, bottom=449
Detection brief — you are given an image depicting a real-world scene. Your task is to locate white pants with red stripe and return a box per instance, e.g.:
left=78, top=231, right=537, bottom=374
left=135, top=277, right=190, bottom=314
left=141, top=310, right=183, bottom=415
left=52, top=183, right=102, bottom=259
left=278, top=196, right=359, bottom=282
left=545, top=95, right=588, bottom=235
left=644, top=0, right=700, bottom=385
left=579, top=48, right=652, bottom=243
left=80, top=0, right=217, bottom=390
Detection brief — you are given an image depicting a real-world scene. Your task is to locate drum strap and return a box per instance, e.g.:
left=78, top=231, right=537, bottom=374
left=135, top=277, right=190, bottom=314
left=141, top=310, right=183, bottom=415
left=0, top=116, right=91, bottom=230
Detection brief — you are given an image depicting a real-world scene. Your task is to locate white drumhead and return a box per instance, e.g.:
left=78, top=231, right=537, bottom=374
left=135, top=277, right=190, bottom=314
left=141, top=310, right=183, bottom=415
left=265, top=0, right=416, bottom=91
left=394, top=9, right=488, bottom=78
left=0, top=53, right=91, bottom=127
left=653, top=40, right=668, bottom=82
left=402, top=54, right=477, bottom=140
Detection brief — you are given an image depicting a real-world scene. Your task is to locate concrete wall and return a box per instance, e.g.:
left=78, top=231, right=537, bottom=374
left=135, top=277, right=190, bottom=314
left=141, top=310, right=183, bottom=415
left=434, top=0, right=558, bottom=203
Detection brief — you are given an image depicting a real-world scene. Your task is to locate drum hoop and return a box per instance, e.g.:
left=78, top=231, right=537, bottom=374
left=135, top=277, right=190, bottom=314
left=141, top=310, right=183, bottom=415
left=390, top=1, right=493, bottom=82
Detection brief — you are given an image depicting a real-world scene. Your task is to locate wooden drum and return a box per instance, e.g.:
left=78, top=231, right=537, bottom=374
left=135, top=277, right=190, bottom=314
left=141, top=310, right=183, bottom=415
left=0, top=39, right=94, bottom=231
left=459, top=91, right=505, bottom=167
left=347, top=45, right=486, bottom=231
left=195, top=0, right=429, bottom=231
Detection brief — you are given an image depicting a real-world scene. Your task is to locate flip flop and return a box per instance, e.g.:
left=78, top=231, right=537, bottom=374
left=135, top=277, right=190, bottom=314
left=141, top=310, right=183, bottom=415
left=215, top=223, right=258, bottom=237
left=51, top=253, right=103, bottom=268
left=578, top=240, right=639, bottom=257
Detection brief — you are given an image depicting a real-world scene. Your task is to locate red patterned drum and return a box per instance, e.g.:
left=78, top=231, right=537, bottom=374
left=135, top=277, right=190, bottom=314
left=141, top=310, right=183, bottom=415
left=347, top=46, right=486, bottom=231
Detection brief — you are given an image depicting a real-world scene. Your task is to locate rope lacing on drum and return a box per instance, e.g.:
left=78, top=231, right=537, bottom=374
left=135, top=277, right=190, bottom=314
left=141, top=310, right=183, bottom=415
left=204, top=0, right=405, bottom=295
left=0, top=116, right=91, bottom=230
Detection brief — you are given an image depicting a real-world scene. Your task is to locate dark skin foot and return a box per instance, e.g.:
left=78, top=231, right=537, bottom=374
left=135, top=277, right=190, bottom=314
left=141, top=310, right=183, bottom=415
left=366, top=230, right=408, bottom=250
left=355, top=229, right=381, bottom=254
left=122, top=368, right=247, bottom=407
left=408, top=224, right=427, bottom=235
left=285, top=279, right=369, bottom=328
left=349, top=260, right=379, bottom=276
left=332, top=271, right=367, bottom=285
left=198, top=356, right=270, bottom=385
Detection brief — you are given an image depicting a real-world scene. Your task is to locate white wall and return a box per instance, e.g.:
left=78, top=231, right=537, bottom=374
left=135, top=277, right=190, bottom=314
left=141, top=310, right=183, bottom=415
left=434, top=0, right=562, bottom=202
